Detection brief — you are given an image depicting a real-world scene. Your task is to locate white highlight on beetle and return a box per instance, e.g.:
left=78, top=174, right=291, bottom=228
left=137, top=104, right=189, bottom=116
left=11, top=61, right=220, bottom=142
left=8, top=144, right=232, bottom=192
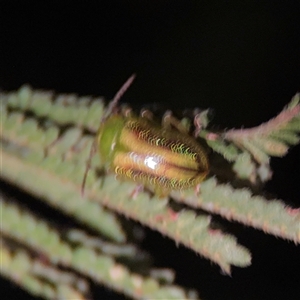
left=129, top=152, right=159, bottom=170
left=144, top=156, right=158, bottom=170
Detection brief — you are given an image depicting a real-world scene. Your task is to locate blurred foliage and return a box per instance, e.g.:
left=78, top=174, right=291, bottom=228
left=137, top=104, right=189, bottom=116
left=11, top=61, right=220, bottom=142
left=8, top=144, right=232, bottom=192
left=1, top=86, right=299, bottom=299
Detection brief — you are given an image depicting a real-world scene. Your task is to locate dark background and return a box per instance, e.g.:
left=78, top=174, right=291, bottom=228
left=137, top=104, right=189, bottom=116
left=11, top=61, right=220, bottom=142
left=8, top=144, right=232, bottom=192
left=1, top=1, right=300, bottom=299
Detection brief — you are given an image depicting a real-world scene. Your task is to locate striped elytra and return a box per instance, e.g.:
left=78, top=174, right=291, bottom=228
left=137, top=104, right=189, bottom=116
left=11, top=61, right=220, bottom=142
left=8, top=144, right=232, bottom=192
left=97, top=115, right=209, bottom=197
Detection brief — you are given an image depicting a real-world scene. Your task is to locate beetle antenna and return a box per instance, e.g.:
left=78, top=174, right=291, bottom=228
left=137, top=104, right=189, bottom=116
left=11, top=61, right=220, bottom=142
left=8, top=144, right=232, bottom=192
left=102, top=73, right=136, bottom=123
left=81, top=139, right=97, bottom=197
left=81, top=74, right=136, bottom=197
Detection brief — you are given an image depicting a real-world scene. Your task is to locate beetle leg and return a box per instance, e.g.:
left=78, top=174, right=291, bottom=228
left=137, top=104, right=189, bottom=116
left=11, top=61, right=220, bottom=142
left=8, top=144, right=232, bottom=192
left=193, top=112, right=203, bottom=138
left=130, top=184, right=144, bottom=199
left=194, top=183, right=201, bottom=196
left=140, top=108, right=154, bottom=120
left=193, top=108, right=211, bottom=137
left=162, top=110, right=189, bottom=133
left=81, top=138, right=97, bottom=197
left=121, top=104, right=133, bottom=118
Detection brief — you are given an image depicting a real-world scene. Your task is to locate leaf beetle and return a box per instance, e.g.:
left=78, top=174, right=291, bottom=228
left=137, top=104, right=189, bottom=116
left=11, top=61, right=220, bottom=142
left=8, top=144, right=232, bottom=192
left=82, top=75, right=209, bottom=197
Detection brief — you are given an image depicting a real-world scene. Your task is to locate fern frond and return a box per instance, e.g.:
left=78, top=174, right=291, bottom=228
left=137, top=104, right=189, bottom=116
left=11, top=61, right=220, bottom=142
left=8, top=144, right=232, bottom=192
left=1, top=244, right=89, bottom=300
left=1, top=198, right=198, bottom=300
left=171, top=178, right=300, bottom=243
left=223, top=93, right=300, bottom=163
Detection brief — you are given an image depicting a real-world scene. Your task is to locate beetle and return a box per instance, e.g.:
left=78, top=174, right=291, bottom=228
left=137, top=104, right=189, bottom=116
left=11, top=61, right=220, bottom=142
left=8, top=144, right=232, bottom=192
left=82, top=74, right=209, bottom=197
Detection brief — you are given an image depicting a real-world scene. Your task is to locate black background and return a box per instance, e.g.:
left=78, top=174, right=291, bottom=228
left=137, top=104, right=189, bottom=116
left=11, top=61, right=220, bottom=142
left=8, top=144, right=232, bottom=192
left=1, top=1, right=300, bottom=299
